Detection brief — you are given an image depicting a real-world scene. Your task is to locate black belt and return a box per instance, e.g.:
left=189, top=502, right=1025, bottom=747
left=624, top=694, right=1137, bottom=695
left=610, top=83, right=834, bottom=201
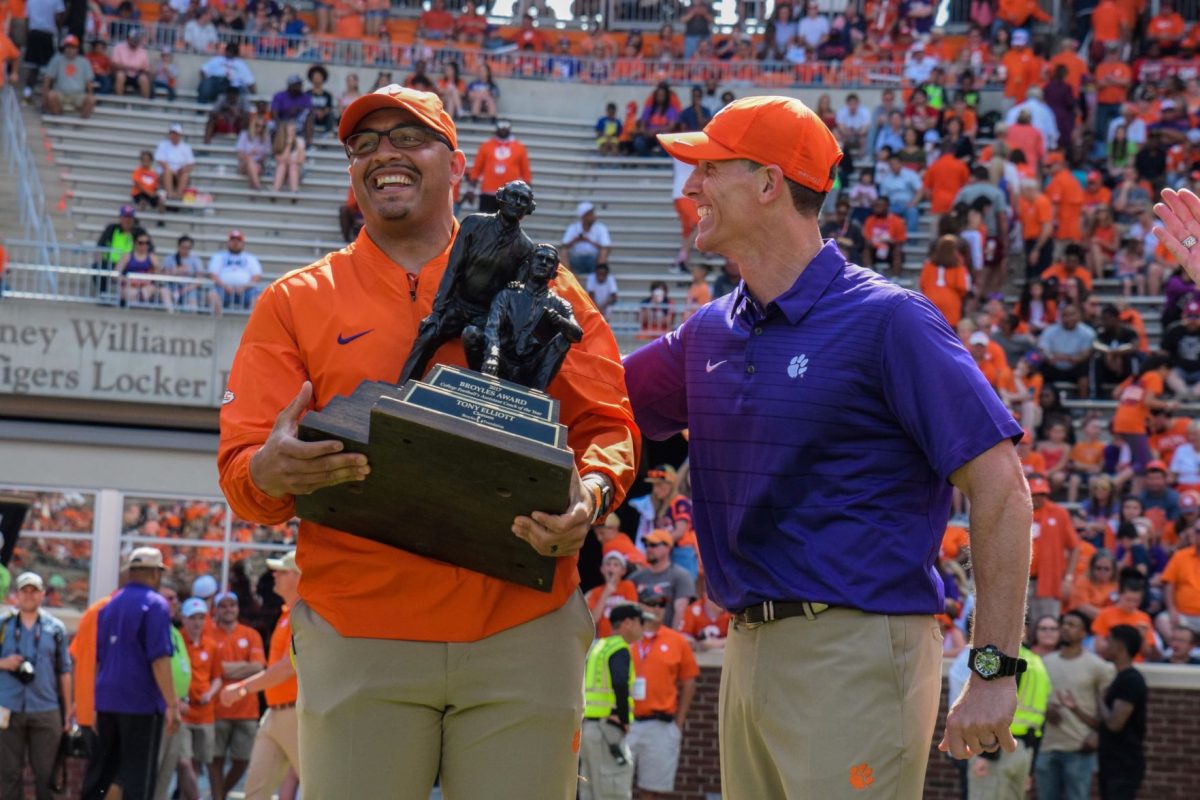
left=634, top=712, right=674, bottom=723
left=269, top=702, right=296, bottom=710
left=733, top=601, right=831, bottom=627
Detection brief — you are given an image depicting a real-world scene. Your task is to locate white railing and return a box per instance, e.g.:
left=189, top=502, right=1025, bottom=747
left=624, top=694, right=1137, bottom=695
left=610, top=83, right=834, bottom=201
left=0, top=86, right=60, bottom=271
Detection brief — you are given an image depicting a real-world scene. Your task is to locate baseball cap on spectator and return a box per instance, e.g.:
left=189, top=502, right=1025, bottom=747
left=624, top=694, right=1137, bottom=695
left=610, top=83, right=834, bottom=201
left=119, top=204, right=136, bottom=217
left=127, top=547, right=165, bottom=569
left=638, top=586, right=670, bottom=606
left=168, top=123, right=183, bottom=135
left=496, top=118, right=512, bottom=131
left=1181, top=491, right=1199, bottom=513
left=181, top=598, right=208, bottom=618
left=287, top=74, right=303, bottom=86
left=576, top=201, right=595, bottom=217
left=1161, top=100, right=1177, bottom=111
left=602, top=551, right=627, bottom=567
left=657, top=95, right=842, bottom=192
left=1045, top=151, right=1064, bottom=166
left=266, top=550, right=299, bottom=572
left=228, top=229, right=244, bottom=240
left=62, top=34, right=80, bottom=48
left=1086, top=171, right=1103, bottom=184
left=1011, top=29, right=1029, bottom=46
left=645, top=464, right=677, bottom=483
left=609, top=604, right=651, bottom=625
left=1184, top=301, right=1200, bottom=318
left=1028, top=476, right=1051, bottom=495
left=16, top=572, right=44, bottom=591
left=192, top=574, right=219, bottom=599
left=1146, top=460, right=1168, bottom=474
left=338, top=84, right=458, bottom=149
left=644, top=529, right=674, bottom=547
left=214, top=591, right=238, bottom=605
left=968, top=331, right=989, bottom=346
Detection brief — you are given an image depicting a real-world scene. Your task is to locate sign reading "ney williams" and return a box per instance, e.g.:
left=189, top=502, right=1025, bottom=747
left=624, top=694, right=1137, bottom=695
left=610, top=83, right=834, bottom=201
left=0, top=302, right=244, bottom=407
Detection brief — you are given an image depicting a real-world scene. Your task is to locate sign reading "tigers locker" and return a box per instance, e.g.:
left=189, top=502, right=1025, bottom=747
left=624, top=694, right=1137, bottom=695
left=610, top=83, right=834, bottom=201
left=0, top=302, right=243, bottom=406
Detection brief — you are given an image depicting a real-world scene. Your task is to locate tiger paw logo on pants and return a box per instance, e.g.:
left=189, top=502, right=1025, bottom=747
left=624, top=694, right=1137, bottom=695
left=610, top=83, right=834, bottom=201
left=849, top=762, right=874, bottom=790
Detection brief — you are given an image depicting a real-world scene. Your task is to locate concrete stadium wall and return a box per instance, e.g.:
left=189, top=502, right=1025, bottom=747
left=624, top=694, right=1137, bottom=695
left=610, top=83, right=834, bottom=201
left=22, top=659, right=1200, bottom=799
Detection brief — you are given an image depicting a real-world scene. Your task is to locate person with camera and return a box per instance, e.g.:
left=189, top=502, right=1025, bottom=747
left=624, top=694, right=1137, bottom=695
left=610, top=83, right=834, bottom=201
left=580, top=604, right=646, bottom=800
left=0, top=572, right=73, bottom=800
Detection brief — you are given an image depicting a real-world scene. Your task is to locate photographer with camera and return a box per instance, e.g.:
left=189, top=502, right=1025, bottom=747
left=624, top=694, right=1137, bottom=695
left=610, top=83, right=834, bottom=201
left=580, top=604, right=647, bottom=800
left=0, top=572, right=73, bottom=800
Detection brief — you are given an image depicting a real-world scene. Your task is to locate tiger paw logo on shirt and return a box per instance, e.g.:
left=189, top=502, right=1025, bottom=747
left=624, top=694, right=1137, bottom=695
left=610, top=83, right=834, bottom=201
left=849, top=762, right=874, bottom=789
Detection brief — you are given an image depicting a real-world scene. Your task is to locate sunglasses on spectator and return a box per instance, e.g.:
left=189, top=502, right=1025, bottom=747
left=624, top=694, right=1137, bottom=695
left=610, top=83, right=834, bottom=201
left=136, top=238, right=151, bottom=245
left=343, top=124, right=452, bottom=158
left=645, top=541, right=671, bottom=549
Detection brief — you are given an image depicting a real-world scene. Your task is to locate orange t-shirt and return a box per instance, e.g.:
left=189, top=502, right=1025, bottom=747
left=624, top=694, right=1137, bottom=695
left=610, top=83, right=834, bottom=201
left=211, top=622, right=266, bottom=720
left=1113, top=372, right=1163, bottom=435
left=68, top=596, right=112, bottom=729
left=1147, top=12, right=1185, bottom=40
left=1070, top=440, right=1106, bottom=471
left=919, top=262, right=970, bottom=327
left=1150, top=417, right=1191, bottom=464
left=1018, top=194, right=1054, bottom=243
left=1116, top=0, right=1145, bottom=27
left=1048, top=51, right=1088, bottom=94
left=469, top=137, right=532, bottom=195
left=603, top=533, right=649, bottom=568
left=333, top=0, right=365, bottom=38
left=182, top=635, right=224, bottom=725
left=1002, top=49, right=1044, bottom=101
left=1041, top=262, right=1094, bottom=291
left=1082, top=185, right=1112, bottom=211
left=585, top=579, right=639, bottom=638
left=217, top=229, right=639, bottom=643
left=1045, top=171, right=1085, bottom=242
left=1067, top=576, right=1116, bottom=614
left=1095, top=62, right=1132, bottom=106
left=863, top=214, right=906, bottom=247
left=923, top=155, right=971, bottom=215
left=685, top=282, right=712, bottom=318
left=1022, top=450, right=1048, bottom=476
left=631, top=626, right=700, bottom=717
left=1030, top=500, right=1080, bottom=598
left=263, top=607, right=298, bottom=707
left=1161, top=547, right=1200, bottom=616
left=941, top=524, right=970, bottom=561
left=680, top=601, right=731, bottom=642
left=0, top=32, right=19, bottom=89
left=1119, top=308, right=1149, bottom=353
left=132, top=166, right=159, bottom=197
left=1092, top=606, right=1154, bottom=660
left=1092, top=0, right=1126, bottom=43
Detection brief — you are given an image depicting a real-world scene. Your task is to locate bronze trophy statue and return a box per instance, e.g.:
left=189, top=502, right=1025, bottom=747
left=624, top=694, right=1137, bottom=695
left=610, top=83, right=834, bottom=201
left=295, top=182, right=581, bottom=592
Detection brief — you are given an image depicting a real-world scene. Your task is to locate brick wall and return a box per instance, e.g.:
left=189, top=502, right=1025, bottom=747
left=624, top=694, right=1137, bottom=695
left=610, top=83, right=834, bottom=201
left=19, top=667, right=1200, bottom=798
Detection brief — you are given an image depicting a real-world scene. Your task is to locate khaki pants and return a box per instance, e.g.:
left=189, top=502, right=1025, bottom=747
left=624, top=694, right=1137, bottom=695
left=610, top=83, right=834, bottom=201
left=0, top=710, right=59, bottom=800
left=292, top=592, right=594, bottom=799
left=968, top=741, right=1034, bottom=800
left=151, top=723, right=185, bottom=800
left=242, top=707, right=299, bottom=800
left=578, top=719, right=633, bottom=800
left=720, top=607, right=942, bottom=800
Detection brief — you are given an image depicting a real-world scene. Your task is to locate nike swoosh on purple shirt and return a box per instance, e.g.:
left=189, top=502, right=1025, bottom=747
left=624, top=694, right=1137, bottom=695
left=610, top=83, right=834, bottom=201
left=337, top=329, right=374, bottom=345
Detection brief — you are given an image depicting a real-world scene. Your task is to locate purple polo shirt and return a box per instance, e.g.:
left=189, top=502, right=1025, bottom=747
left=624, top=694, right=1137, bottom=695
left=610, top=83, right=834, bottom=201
left=270, top=89, right=312, bottom=122
left=95, top=583, right=175, bottom=715
left=624, top=241, right=1021, bottom=615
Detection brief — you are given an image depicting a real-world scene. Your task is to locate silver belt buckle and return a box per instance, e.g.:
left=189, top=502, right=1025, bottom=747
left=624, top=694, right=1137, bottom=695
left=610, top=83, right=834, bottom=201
left=739, top=600, right=773, bottom=630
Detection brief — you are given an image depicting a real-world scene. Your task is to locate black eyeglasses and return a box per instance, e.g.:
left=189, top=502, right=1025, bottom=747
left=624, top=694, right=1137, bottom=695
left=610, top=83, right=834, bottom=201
left=136, top=239, right=151, bottom=245
left=344, top=124, right=451, bottom=157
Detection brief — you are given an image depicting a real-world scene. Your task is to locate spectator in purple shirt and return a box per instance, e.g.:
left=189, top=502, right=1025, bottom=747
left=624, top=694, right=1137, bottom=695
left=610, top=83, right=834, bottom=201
left=81, top=548, right=181, bottom=800
left=626, top=96, right=1032, bottom=798
left=270, top=74, right=314, bottom=144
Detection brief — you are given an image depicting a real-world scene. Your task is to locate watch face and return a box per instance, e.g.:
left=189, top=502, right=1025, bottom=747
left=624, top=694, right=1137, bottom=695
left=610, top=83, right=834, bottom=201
left=974, top=650, right=1001, bottom=677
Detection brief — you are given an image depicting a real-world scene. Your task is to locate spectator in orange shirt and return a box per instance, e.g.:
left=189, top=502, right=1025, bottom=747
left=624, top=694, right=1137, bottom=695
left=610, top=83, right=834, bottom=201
left=679, top=592, right=731, bottom=652
left=468, top=119, right=532, bottom=213
left=1160, top=528, right=1200, bottom=636
left=917, top=142, right=971, bottom=217
left=1068, top=549, right=1119, bottom=618
left=512, top=13, right=549, bottom=52
left=628, top=593, right=699, bottom=799
left=920, top=234, right=971, bottom=327
left=863, top=197, right=906, bottom=277
left=683, top=263, right=711, bottom=321
left=210, top=591, right=266, bottom=800
left=594, top=513, right=648, bottom=569
left=131, top=149, right=166, bottom=214
left=1091, top=0, right=1129, bottom=46
left=1147, top=0, right=1186, bottom=54
left=998, top=0, right=1051, bottom=26
left=1029, top=475, right=1082, bottom=621
left=586, top=552, right=639, bottom=638
left=1018, top=178, right=1054, bottom=280
left=179, top=597, right=225, bottom=800
left=417, top=0, right=456, bottom=40
left=1113, top=354, right=1175, bottom=479
left=1094, top=45, right=1132, bottom=141
left=1047, top=39, right=1087, bottom=96
left=1067, top=417, right=1107, bottom=502
left=1002, top=29, right=1045, bottom=103
left=1044, top=153, right=1084, bottom=243
left=1006, top=111, right=1046, bottom=176
left=1092, top=574, right=1157, bottom=660
left=1043, top=244, right=1094, bottom=293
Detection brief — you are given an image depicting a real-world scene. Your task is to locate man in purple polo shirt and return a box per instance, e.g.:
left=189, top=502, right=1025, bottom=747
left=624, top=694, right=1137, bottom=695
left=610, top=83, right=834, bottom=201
left=82, top=547, right=181, bottom=800
left=271, top=75, right=314, bottom=144
left=624, top=96, right=1033, bottom=797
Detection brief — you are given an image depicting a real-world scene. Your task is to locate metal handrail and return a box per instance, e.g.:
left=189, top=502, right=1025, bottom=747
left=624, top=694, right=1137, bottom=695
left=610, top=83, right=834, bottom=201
left=0, top=85, right=60, bottom=270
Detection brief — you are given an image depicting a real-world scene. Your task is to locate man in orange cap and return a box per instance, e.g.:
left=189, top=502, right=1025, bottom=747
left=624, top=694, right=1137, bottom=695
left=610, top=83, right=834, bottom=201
left=216, top=85, right=638, bottom=798
left=1028, top=475, right=1080, bottom=622
left=623, top=95, right=1031, bottom=797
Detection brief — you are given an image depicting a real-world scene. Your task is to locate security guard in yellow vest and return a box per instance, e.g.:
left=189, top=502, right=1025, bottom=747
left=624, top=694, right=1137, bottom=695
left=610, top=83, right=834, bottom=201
left=968, top=644, right=1052, bottom=800
left=580, top=604, right=646, bottom=800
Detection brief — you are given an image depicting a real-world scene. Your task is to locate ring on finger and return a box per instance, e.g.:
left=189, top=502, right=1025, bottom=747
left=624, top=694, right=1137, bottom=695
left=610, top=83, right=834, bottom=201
left=981, top=737, right=1000, bottom=752
left=549, top=543, right=559, bottom=554
left=1183, top=234, right=1198, bottom=250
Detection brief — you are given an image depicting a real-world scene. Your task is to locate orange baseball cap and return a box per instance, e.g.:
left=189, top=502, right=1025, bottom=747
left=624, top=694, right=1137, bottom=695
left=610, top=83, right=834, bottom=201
left=338, top=84, right=458, bottom=150
left=1027, top=476, right=1050, bottom=495
left=644, top=529, right=674, bottom=546
left=657, top=95, right=842, bottom=193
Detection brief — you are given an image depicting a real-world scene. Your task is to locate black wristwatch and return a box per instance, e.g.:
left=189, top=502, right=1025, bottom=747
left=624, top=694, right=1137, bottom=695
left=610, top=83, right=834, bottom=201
left=968, top=645, right=1028, bottom=680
